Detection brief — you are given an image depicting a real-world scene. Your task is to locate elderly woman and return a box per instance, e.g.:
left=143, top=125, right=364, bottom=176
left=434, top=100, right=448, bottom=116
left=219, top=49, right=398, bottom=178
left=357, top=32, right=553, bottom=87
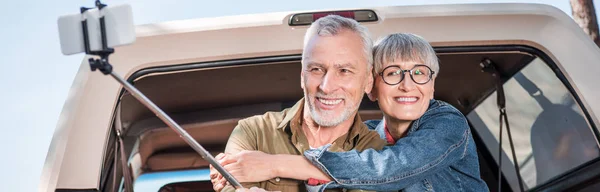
left=214, top=33, right=489, bottom=191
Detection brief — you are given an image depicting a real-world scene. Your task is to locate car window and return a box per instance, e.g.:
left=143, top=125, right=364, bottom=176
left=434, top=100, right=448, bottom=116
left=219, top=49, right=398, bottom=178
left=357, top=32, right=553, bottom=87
left=467, top=57, right=600, bottom=190
left=133, top=169, right=211, bottom=192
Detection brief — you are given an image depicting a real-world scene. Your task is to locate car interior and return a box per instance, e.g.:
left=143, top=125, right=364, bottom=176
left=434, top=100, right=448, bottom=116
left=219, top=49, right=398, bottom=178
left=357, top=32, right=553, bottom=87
left=98, top=45, right=599, bottom=192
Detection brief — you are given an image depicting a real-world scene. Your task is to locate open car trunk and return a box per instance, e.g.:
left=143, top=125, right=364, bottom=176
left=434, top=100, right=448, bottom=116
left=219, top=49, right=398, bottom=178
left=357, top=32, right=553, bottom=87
left=121, top=46, right=599, bottom=192
left=42, top=3, right=600, bottom=192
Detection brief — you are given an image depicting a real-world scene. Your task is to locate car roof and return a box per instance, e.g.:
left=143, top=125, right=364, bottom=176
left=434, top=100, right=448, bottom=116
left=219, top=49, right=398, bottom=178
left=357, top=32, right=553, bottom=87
left=41, top=3, right=600, bottom=191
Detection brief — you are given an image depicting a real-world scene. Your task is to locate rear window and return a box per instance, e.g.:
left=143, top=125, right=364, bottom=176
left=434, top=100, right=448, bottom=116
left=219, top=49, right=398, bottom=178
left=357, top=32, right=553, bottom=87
left=134, top=169, right=211, bottom=192
left=467, top=57, right=600, bottom=190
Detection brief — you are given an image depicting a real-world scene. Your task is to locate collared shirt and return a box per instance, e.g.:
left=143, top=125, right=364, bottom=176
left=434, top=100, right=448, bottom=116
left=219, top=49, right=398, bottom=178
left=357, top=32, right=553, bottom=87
left=222, top=98, right=387, bottom=192
left=383, top=123, right=396, bottom=145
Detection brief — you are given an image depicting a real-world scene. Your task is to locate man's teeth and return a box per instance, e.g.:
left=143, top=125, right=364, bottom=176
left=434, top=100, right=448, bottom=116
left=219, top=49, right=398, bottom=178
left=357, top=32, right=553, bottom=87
left=396, top=97, right=418, bottom=102
left=318, top=98, right=342, bottom=105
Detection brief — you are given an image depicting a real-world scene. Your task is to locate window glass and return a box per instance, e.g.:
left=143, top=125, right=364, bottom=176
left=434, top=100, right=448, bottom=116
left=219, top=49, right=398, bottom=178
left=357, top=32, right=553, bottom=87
left=134, top=169, right=210, bottom=192
left=467, top=58, right=600, bottom=190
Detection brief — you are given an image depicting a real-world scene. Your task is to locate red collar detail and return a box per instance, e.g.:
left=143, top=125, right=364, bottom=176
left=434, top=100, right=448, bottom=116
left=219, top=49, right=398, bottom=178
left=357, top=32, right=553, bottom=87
left=307, top=178, right=329, bottom=186
left=384, top=123, right=396, bottom=145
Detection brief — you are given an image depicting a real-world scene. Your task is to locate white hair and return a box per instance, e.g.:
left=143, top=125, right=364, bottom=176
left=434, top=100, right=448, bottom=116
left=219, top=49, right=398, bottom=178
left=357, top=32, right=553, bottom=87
left=302, top=15, right=373, bottom=69
left=372, top=33, right=439, bottom=76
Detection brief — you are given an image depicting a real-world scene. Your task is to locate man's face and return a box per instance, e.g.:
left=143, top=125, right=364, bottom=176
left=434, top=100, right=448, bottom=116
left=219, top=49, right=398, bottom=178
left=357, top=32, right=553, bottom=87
left=301, top=30, right=373, bottom=127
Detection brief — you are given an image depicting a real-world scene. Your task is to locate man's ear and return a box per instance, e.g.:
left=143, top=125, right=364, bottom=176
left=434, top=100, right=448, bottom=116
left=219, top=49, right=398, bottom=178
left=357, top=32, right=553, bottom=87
left=364, top=71, right=374, bottom=94
left=300, top=71, right=305, bottom=89
left=367, top=92, right=377, bottom=102
left=367, top=76, right=377, bottom=102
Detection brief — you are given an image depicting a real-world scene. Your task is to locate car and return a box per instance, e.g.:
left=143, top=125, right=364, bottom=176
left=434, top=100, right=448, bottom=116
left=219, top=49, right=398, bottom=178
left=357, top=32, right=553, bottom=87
left=40, top=3, right=600, bottom=192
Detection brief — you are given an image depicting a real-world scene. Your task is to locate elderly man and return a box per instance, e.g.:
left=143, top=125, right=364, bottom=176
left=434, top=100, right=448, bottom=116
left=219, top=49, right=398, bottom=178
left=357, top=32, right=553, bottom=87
left=209, top=15, right=387, bottom=192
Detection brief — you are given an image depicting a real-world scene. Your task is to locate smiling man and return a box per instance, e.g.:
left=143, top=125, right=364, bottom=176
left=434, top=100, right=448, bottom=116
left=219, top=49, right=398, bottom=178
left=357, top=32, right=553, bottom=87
left=209, top=15, right=387, bottom=192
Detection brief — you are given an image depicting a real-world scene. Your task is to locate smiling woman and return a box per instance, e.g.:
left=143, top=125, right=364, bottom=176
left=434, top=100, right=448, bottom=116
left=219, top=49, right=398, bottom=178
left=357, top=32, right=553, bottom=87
left=370, top=33, right=438, bottom=138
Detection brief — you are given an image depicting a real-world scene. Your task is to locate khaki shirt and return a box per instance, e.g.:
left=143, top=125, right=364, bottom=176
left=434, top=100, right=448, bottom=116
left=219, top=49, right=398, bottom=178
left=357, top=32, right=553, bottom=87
left=222, top=98, right=387, bottom=192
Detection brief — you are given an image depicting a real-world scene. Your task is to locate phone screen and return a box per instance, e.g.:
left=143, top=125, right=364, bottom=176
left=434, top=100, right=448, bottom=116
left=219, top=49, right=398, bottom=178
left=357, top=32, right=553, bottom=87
left=58, top=4, right=136, bottom=55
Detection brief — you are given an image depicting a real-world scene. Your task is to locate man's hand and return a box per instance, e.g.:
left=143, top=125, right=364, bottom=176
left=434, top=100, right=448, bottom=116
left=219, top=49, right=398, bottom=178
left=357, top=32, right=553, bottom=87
left=210, top=153, right=229, bottom=192
left=210, top=150, right=281, bottom=191
left=236, top=187, right=279, bottom=192
left=221, top=150, right=279, bottom=182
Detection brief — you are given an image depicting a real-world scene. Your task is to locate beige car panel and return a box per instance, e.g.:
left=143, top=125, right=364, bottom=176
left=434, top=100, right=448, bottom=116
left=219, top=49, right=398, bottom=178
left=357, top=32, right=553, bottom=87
left=40, top=3, right=600, bottom=191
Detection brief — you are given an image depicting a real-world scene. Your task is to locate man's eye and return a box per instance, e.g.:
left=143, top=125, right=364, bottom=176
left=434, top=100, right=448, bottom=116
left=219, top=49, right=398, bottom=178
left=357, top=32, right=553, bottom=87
left=310, top=68, right=324, bottom=73
left=340, top=69, right=352, bottom=73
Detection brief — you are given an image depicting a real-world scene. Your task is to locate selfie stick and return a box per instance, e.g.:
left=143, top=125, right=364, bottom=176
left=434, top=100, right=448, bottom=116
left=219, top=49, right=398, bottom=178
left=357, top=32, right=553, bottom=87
left=79, top=0, right=243, bottom=189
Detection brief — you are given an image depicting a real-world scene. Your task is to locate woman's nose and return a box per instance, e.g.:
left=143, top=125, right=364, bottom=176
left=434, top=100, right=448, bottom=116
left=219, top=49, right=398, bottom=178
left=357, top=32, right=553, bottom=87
left=398, top=74, right=416, bottom=92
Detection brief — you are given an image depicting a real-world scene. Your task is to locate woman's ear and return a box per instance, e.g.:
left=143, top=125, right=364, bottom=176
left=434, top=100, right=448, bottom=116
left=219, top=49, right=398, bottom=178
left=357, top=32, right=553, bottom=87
left=430, top=78, right=435, bottom=100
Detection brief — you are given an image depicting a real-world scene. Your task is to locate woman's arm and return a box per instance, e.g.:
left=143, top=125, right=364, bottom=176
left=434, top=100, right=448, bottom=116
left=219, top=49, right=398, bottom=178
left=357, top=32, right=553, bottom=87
left=302, top=110, right=472, bottom=190
left=214, top=150, right=331, bottom=182
left=274, top=153, right=331, bottom=181
left=222, top=110, right=472, bottom=191
left=218, top=109, right=472, bottom=191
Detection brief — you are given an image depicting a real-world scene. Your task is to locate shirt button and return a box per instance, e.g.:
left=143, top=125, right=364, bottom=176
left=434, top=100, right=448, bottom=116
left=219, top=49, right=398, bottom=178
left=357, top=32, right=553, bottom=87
left=275, top=177, right=281, bottom=182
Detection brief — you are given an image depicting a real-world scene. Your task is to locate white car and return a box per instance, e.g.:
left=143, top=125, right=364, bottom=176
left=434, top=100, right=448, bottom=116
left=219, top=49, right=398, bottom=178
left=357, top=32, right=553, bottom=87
left=41, top=3, right=600, bottom=192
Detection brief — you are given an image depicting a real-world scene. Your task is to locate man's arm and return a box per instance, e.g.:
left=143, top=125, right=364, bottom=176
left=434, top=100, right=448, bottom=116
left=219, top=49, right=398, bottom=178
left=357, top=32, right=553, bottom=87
left=225, top=120, right=258, bottom=153
left=210, top=120, right=261, bottom=192
left=216, top=123, right=387, bottom=183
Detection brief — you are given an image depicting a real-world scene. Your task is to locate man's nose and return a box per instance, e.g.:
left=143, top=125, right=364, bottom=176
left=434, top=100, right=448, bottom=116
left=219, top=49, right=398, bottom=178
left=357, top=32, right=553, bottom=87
left=398, top=74, right=416, bottom=92
left=319, top=71, right=339, bottom=94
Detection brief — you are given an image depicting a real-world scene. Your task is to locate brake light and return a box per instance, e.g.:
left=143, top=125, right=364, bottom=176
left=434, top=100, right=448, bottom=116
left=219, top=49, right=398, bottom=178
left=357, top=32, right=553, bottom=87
left=289, top=10, right=378, bottom=26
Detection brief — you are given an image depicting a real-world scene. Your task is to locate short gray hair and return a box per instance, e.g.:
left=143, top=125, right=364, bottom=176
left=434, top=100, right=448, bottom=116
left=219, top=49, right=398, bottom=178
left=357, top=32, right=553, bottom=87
left=302, top=15, right=373, bottom=69
left=373, top=33, right=439, bottom=77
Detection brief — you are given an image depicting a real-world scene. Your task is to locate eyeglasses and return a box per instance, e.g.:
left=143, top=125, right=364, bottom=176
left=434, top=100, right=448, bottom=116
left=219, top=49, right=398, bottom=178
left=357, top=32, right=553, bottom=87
left=378, top=65, right=435, bottom=85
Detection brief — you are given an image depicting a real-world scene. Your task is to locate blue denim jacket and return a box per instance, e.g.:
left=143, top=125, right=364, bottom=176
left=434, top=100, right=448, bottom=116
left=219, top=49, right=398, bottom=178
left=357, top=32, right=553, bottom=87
left=304, top=99, right=489, bottom=192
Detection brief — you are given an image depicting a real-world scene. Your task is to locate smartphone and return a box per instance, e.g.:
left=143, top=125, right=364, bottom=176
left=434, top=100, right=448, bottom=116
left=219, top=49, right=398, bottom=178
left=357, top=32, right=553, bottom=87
left=58, top=4, right=136, bottom=55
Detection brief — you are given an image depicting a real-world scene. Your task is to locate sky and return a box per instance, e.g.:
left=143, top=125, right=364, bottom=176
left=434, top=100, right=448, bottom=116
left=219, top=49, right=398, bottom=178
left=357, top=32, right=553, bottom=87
left=0, top=0, right=597, bottom=191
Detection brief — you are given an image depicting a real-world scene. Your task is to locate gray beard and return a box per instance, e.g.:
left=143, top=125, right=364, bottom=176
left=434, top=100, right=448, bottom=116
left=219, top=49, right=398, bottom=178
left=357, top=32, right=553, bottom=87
left=306, top=94, right=358, bottom=127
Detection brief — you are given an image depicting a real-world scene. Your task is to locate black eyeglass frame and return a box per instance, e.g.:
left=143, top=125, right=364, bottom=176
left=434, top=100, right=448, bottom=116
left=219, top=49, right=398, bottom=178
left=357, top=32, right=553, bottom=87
left=377, top=64, right=436, bottom=85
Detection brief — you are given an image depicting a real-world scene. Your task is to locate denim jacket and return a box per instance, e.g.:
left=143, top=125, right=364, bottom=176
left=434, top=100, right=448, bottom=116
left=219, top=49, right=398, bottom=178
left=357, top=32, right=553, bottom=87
left=304, top=99, right=489, bottom=192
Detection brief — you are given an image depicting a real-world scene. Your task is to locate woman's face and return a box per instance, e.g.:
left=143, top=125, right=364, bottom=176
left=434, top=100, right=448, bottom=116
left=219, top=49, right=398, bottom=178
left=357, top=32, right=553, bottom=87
left=370, top=60, right=435, bottom=122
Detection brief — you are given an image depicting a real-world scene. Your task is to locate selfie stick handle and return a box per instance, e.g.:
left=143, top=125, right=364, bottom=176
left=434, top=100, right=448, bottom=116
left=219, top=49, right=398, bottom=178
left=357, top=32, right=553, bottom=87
left=79, top=0, right=243, bottom=189
left=109, top=72, right=244, bottom=189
